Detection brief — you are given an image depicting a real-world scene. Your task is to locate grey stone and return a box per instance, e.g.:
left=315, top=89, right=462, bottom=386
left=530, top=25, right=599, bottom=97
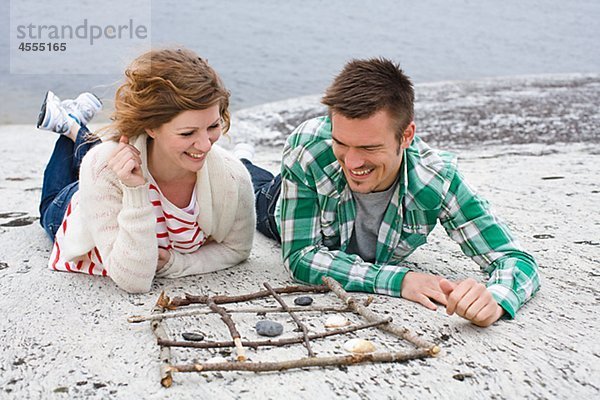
left=294, top=296, right=313, bottom=306
left=255, top=320, right=283, bottom=337
left=182, top=332, right=204, bottom=341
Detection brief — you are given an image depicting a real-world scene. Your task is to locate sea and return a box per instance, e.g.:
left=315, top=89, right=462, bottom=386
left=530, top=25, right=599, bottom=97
left=0, top=0, right=599, bottom=124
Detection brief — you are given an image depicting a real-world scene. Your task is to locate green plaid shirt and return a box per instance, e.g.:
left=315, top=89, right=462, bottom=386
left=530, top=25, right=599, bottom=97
left=276, top=116, right=539, bottom=318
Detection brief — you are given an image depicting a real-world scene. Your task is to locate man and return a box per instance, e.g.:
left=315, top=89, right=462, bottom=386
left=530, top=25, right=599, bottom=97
left=239, top=58, right=540, bottom=327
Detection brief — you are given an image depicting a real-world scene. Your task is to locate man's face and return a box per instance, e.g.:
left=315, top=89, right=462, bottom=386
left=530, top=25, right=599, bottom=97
left=331, top=110, right=414, bottom=193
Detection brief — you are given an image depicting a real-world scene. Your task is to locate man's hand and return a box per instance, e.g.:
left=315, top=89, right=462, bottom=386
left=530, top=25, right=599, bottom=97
left=157, top=248, right=171, bottom=271
left=401, top=272, right=448, bottom=310
left=440, top=278, right=504, bottom=327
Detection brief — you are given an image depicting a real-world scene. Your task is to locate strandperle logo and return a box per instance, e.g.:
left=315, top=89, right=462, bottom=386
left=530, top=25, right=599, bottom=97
left=15, top=19, right=148, bottom=45
left=9, top=0, right=151, bottom=74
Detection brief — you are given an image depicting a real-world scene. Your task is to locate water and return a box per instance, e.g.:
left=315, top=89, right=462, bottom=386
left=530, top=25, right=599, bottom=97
left=1, top=0, right=599, bottom=124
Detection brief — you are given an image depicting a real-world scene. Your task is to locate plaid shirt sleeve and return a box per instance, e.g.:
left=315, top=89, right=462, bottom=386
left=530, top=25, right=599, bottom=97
left=279, top=120, right=410, bottom=297
left=438, top=169, right=541, bottom=318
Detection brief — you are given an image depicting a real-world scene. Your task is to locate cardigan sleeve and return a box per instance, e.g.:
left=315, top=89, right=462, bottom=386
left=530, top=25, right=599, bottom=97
left=78, top=144, right=158, bottom=293
left=156, top=158, right=256, bottom=278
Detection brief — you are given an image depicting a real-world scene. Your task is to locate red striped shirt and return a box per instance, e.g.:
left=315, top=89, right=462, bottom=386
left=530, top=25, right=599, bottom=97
left=48, top=177, right=206, bottom=276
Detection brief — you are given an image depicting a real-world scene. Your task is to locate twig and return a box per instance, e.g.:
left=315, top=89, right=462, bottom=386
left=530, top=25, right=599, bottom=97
left=263, top=282, right=315, bottom=357
left=128, top=305, right=351, bottom=324
left=322, top=277, right=440, bottom=355
left=169, top=349, right=430, bottom=373
left=206, top=298, right=246, bottom=361
left=151, top=292, right=173, bottom=388
left=158, top=317, right=392, bottom=349
left=165, top=284, right=330, bottom=308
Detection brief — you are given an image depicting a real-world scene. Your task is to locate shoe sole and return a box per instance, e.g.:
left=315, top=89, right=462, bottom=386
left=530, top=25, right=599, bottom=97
left=91, top=93, right=103, bottom=107
left=36, top=91, right=50, bottom=129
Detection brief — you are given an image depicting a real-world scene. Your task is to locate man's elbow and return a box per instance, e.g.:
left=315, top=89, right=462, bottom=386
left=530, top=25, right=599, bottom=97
left=283, top=252, right=315, bottom=285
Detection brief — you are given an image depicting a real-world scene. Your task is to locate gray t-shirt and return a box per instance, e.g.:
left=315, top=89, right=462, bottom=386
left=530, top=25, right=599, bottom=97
left=346, top=182, right=397, bottom=263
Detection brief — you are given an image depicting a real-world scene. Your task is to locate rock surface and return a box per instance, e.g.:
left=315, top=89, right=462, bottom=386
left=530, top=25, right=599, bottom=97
left=0, top=75, right=598, bottom=399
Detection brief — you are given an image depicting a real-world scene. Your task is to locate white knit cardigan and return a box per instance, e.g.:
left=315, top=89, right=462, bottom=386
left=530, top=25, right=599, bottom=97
left=58, top=134, right=256, bottom=293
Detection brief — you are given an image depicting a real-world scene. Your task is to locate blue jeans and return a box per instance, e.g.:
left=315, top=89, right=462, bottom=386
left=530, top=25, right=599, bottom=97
left=241, top=159, right=282, bottom=243
left=39, top=126, right=100, bottom=240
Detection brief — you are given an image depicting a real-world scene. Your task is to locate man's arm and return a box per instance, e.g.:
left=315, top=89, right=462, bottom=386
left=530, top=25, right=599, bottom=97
left=439, top=168, right=541, bottom=319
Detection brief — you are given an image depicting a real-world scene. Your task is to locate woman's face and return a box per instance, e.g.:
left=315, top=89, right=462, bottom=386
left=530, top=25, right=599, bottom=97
left=147, top=105, right=222, bottom=176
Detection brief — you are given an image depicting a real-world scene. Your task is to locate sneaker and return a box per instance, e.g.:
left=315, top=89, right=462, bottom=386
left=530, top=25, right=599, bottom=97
left=61, top=92, right=102, bottom=125
left=36, top=91, right=75, bottom=134
left=36, top=90, right=57, bottom=129
left=233, top=143, right=255, bottom=162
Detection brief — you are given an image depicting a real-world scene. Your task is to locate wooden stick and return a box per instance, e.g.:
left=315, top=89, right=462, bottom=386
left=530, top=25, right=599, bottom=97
left=206, top=298, right=246, bottom=361
left=363, top=295, right=375, bottom=307
left=322, top=277, right=440, bottom=355
left=263, top=282, right=315, bottom=357
left=167, top=284, right=330, bottom=308
left=151, top=292, right=173, bottom=388
left=157, top=317, right=392, bottom=349
left=128, top=305, right=352, bottom=324
left=169, top=348, right=430, bottom=373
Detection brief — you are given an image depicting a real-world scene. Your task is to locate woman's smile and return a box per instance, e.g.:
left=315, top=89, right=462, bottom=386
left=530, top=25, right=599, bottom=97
left=185, top=151, right=206, bottom=160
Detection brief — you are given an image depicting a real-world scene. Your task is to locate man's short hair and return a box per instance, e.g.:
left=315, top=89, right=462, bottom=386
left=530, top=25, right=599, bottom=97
left=321, top=58, right=414, bottom=139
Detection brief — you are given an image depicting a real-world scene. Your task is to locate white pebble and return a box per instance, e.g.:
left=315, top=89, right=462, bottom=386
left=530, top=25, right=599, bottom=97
left=324, top=315, right=350, bottom=328
left=343, top=338, right=376, bottom=354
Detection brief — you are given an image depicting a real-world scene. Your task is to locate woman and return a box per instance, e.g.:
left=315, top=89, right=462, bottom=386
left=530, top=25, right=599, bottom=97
left=38, top=48, right=255, bottom=293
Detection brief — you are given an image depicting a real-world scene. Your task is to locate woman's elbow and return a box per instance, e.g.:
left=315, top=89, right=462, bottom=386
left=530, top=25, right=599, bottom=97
left=122, top=282, right=152, bottom=294
left=110, top=274, right=154, bottom=294
left=235, top=245, right=252, bottom=264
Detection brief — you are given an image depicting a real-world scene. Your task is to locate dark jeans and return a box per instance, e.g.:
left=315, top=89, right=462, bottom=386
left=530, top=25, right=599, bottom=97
left=241, top=159, right=282, bottom=243
left=39, top=126, right=100, bottom=240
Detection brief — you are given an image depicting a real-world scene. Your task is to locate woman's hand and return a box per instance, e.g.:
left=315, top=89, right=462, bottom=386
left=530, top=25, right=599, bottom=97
left=107, top=136, right=145, bottom=187
left=157, top=248, right=171, bottom=271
